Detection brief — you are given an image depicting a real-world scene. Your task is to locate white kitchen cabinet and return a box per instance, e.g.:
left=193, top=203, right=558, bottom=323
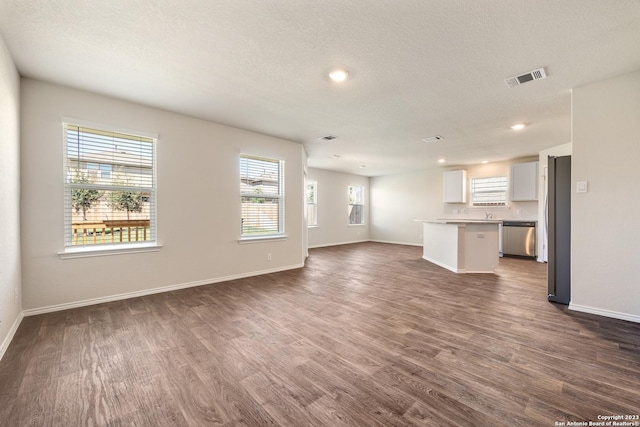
left=510, top=161, right=538, bottom=201
left=443, top=170, right=467, bottom=203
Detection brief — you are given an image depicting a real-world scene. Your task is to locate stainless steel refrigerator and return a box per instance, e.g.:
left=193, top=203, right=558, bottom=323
left=547, top=155, right=571, bottom=304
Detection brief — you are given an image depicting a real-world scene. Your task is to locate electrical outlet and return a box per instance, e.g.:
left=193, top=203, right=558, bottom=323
left=267, top=253, right=272, bottom=261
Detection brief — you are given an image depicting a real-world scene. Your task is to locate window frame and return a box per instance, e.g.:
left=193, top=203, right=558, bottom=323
left=470, top=175, right=508, bottom=207
left=306, top=180, right=318, bottom=227
left=348, top=184, right=365, bottom=225
left=239, top=153, right=286, bottom=240
left=61, top=119, right=158, bottom=256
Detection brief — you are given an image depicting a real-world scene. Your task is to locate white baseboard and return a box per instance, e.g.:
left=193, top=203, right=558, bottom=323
left=309, top=240, right=422, bottom=249
left=23, top=263, right=304, bottom=317
left=569, top=303, right=640, bottom=324
left=0, top=311, right=24, bottom=362
left=422, top=256, right=459, bottom=273
left=308, top=239, right=370, bottom=249
left=369, top=239, right=422, bottom=247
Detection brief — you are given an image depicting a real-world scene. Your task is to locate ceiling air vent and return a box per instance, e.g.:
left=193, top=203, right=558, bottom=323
left=505, top=68, right=547, bottom=88
left=320, top=135, right=338, bottom=141
left=421, top=135, right=444, bottom=143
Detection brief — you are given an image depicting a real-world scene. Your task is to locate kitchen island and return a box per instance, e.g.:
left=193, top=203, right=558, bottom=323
left=419, top=220, right=501, bottom=273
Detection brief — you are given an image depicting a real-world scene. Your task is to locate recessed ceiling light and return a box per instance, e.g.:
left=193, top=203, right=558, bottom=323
left=481, top=160, right=489, bottom=164
left=360, top=165, right=366, bottom=168
left=438, top=158, right=446, bottom=163
left=511, top=123, right=526, bottom=131
left=329, top=69, right=349, bottom=82
left=330, top=154, right=341, bottom=159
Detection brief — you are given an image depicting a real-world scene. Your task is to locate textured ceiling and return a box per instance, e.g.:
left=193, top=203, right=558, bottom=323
left=1, top=0, right=640, bottom=176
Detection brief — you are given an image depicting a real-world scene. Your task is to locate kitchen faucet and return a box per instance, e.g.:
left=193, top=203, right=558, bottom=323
left=485, top=212, right=493, bottom=219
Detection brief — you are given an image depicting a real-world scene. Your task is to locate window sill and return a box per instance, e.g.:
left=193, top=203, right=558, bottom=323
left=348, top=223, right=366, bottom=227
left=308, top=225, right=319, bottom=229
left=238, top=234, right=288, bottom=244
left=58, top=242, right=162, bottom=259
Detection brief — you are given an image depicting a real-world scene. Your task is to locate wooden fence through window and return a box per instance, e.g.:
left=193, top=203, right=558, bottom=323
left=72, top=219, right=151, bottom=245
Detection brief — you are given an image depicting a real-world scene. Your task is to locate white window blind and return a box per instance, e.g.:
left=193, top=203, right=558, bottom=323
left=63, top=123, right=156, bottom=248
left=470, top=176, right=508, bottom=206
left=348, top=185, right=365, bottom=225
left=306, top=180, right=317, bottom=227
left=240, top=154, right=284, bottom=236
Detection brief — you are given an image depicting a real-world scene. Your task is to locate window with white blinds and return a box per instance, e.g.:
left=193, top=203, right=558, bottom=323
left=240, top=154, right=285, bottom=237
left=348, top=185, right=365, bottom=225
left=470, top=176, right=508, bottom=206
left=63, top=122, right=156, bottom=248
left=306, top=180, right=318, bottom=227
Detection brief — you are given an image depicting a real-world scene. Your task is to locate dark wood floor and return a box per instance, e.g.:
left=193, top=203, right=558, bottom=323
left=1, top=242, right=639, bottom=426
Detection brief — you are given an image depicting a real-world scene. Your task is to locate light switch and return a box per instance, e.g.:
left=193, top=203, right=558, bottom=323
left=576, top=181, right=588, bottom=193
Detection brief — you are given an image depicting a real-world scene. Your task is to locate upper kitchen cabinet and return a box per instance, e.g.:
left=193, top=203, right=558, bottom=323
left=443, top=170, right=467, bottom=203
left=510, top=161, right=538, bottom=201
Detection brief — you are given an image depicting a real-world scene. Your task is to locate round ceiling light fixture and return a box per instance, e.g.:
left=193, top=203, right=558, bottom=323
left=438, top=158, right=446, bottom=164
left=510, top=123, right=526, bottom=131
left=329, top=69, right=349, bottom=82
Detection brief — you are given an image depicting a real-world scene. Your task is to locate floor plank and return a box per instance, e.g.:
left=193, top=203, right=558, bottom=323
left=2, top=242, right=640, bottom=426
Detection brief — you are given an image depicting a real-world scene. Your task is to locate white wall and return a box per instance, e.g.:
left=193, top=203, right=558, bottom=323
left=571, top=70, right=640, bottom=321
left=0, top=35, right=22, bottom=358
left=370, top=159, right=540, bottom=246
left=302, top=151, right=309, bottom=258
left=370, top=168, right=442, bottom=245
left=537, top=143, right=572, bottom=262
left=20, top=79, right=305, bottom=311
left=306, top=168, right=369, bottom=248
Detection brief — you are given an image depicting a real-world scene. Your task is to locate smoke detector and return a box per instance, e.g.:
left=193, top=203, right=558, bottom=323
left=505, top=68, right=547, bottom=88
left=421, top=135, right=444, bottom=143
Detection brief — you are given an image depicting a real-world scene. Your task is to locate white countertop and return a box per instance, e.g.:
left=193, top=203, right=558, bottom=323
left=417, top=219, right=503, bottom=224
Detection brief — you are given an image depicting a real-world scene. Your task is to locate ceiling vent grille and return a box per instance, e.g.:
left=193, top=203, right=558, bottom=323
left=421, top=135, right=444, bottom=143
left=505, top=68, right=547, bottom=88
left=320, top=135, right=337, bottom=141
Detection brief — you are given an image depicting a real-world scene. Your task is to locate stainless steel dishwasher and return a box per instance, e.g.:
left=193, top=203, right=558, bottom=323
left=502, top=221, right=537, bottom=257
